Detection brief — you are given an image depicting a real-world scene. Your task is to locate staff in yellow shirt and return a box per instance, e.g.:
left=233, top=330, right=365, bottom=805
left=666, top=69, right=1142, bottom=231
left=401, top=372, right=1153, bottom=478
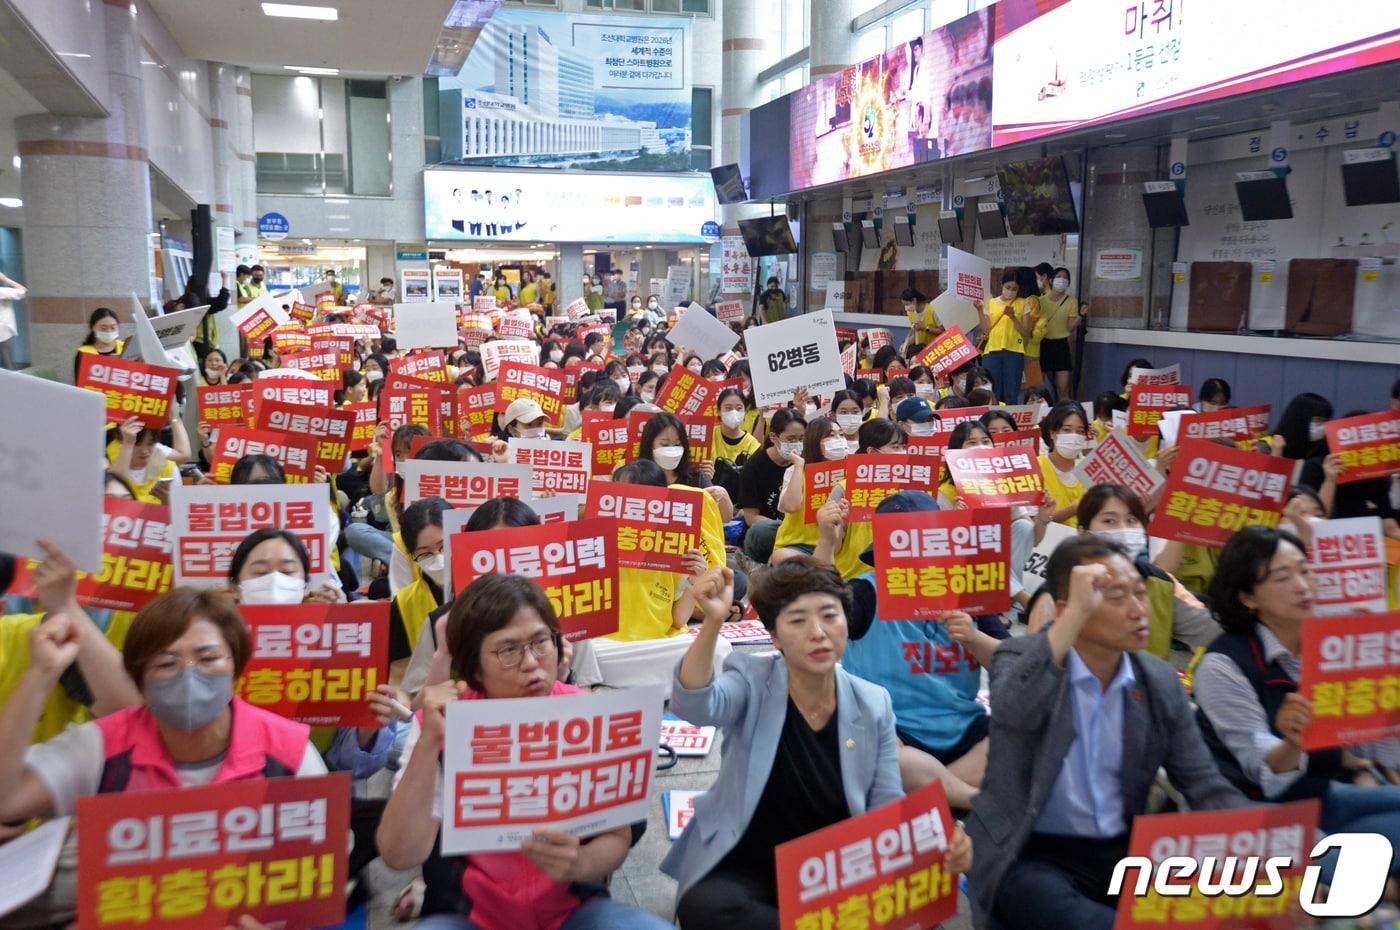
left=975, top=269, right=1038, bottom=406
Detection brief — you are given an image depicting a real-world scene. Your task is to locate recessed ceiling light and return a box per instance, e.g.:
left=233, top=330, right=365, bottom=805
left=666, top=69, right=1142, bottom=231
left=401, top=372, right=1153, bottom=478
left=284, top=65, right=339, bottom=75
left=11, top=156, right=19, bottom=169
left=0, top=198, right=23, bottom=208
left=58, top=52, right=91, bottom=59
left=262, top=3, right=338, bottom=21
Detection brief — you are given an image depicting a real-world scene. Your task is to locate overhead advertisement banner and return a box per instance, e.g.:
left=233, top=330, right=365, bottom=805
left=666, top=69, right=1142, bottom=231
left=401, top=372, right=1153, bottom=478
left=434, top=8, right=692, bottom=171
left=424, top=168, right=716, bottom=243
left=990, top=0, right=1400, bottom=146
left=788, top=9, right=994, bottom=190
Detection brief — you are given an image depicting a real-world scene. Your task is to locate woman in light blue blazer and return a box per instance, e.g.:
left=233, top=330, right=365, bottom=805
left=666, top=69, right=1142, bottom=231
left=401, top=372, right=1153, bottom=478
left=662, top=556, right=970, bottom=929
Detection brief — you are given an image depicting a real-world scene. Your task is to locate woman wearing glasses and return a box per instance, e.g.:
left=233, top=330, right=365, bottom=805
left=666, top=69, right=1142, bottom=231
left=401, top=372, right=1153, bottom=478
left=377, top=573, right=670, bottom=930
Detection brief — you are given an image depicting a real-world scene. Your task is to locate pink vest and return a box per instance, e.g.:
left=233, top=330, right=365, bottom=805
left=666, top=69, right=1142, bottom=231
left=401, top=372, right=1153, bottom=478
left=95, top=698, right=310, bottom=794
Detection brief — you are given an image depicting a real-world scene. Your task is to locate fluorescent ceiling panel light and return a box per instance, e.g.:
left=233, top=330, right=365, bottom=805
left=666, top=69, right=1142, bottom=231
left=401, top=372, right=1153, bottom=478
left=262, top=3, right=338, bottom=21
left=284, top=65, right=339, bottom=75
left=0, top=198, right=23, bottom=208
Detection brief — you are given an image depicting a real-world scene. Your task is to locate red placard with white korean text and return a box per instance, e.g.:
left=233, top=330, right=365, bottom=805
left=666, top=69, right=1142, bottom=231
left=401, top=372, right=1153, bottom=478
left=929, top=404, right=990, bottom=434
left=441, top=688, right=661, bottom=855
left=1299, top=611, right=1400, bottom=750
left=991, top=428, right=1041, bottom=450
left=256, top=377, right=333, bottom=410
left=280, top=348, right=341, bottom=382
left=1147, top=439, right=1292, bottom=548
left=715, top=300, right=744, bottom=324
left=508, top=438, right=591, bottom=496
left=253, top=400, right=354, bottom=473
left=11, top=498, right=173, bottom=612
left=494, top=362, right=565, bottom=422
left=208, top=426, right=318, bottom=484
left=345, top=401, right=378, bottom=452
left=914, top=325, right=979, bottom=376
left=77, top=354, right=178, bottom=429
left=1309, top=517, right=1390, bottom=616
left=1075, top=430, right=1164, bottom=502
left=841, top=343, right=857, bottom=378
left=583, top=417, right=630, bottom=477
left=1128, top=384, right=1193, bottom=439
left=802, top=461, right=848, bottom=524
left=584, top=484, right=704, bottom=573
left=1110, top=800, right=1319, bottom=930
left=458, top=383, right=497, bottom=439
left=391, top=350, right=449, bottom=384
left=289, top=300, right=316, bottom=323
left=845, top=454, right=939, bottom=522
left=236, top=306, right=280, bottom=347
left=237, top=602, right=389, bottom=728
left=775, top=780, right=958, bottom=930
left=655, top=364, right=718, bottom=419
left=270, top=324, right=310, bottom=355
left=450, top=517, right=618, bottom=641
left=310, top=334, right=355, bottom=369
left=873, top=508, right=1010, bottom=618
left=379, top=387, right=443, bottom=433
left=171, top=485, right=330, bottom=588
left=681, top=414, right=714, bottom=467
left=1325, top=410, right=1400, bottom=483
left=199, top=384, right=251, bottom=429
left=943, top=447, right=1044, bottom=508
left=905, top=432, right=951, bottom=464
left=77, top=774, right=351, bottom=930
left=1179, top=404, right=1272, bottom=443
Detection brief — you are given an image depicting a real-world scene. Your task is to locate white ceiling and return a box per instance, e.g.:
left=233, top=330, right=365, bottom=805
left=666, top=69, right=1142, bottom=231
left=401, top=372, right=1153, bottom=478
left=145, top=0, right=458, bottom=76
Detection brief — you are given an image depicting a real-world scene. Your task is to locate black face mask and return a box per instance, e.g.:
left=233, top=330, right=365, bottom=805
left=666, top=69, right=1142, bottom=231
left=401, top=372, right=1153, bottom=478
left=0, top=554, right=13, bottom=596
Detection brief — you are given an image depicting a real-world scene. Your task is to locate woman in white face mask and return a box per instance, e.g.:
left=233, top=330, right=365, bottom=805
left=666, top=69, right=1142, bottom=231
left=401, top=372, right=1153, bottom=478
left=1075, top=484, right=1222, bottom=660
left=640, top=411, right=708, bottom=488
left=1038, top=401, right=1093, bottom=527
left=772, top=418, right=857, bottom=569
left=713, top=387, right=761, bottom=467
left=1038, top=266, right=1080, bottom=402
left=74, top=306, right=124, bottom=380
left=831, top=390, right=865, bottom=453
left=228, top=527, right=344, bottom=606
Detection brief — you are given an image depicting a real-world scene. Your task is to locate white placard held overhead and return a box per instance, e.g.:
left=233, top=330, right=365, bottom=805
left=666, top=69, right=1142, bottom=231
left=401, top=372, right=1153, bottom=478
left=931, top=289, right=980, bottom=335
left=170, top=483, right=335, bottom=589
left=125, top=296, right=204, bottom=376
left=393, top=302, right=460, bottom=351
left=479, top=339, right=540, bottom=381
left=229, top=290, right=291, bottom=332
left=0, top=370, right=106, bottom=572
left=665, top=305, right=740, bottom=359
left=744, top=308, right=845, bottom=407
left=1020, top=522, right=1078, bottom=597
left=946, top=246, right=991, bottom=302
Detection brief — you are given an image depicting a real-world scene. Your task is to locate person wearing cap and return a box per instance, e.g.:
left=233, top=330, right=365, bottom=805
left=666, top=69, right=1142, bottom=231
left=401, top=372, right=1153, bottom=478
left=813, top=490, right=995, bottom=808
left=494, top=397, right=549, bottom=448
left=895, top=396, right=940, bottom=437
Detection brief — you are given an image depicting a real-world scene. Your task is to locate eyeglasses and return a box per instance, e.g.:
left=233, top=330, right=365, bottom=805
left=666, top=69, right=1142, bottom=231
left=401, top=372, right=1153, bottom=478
left=147, top=651, right=232, bottom=680
left=490, top=634, right=558, bottom=670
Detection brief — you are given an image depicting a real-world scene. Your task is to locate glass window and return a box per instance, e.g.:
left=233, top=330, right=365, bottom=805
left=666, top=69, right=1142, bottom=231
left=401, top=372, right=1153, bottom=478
left=652, top=0, right=710, bottom=11
left=929, top=0, right=968, bottom=30
left=853, top=24, right=886, bottom=62
left=782, top=0, right=806, bottom=58
left=691, top=87, right=713, bottom=148
left=253, top=73, right=389, bottom=196
left=892, top=6, right=926, bottom=45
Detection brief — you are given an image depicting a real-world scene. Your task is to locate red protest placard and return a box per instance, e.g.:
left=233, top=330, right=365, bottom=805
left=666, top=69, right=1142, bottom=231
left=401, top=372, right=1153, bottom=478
left=494, top=362, right=565, bottom=423
left=209, top=426, right=318, bottom=484
left=1299, top=611, right=1400, bottom=750
left=289, top=300, right=316, bottom=323
left=1180, top=404, right=1272, bottom=443
left=310, top=334, right=355, bottom=369
left=991, top=428, right=1041, bottom=450
left=845, top=454, right=940, bottom=522
left=1074, top=430, right=1164, bottom=502
left=508, top=438, right=591, bottom=496
left=584, top=484, right=705, bottom=573
left=1326, top=410, right=1400, bottom=483
left=253, top=400, right=354, bottom=473
left=11, top=498, right=173, bottom=612
left=873, top=508, right=1010, bottom=618
left=76, top=773, right=351, bottom=930
left=1128, top=384, right=1193, bottom=439
left=1110, top=800, right=1319, bottom=930
left=914, top=325, right=979, bottom=376
left=583, top=417, right=630, bottom=477
left=451, top=517, right=619, bottom=641
left=256, top=377, right=333, bottom=410
left=681, top=414, right=714, bottom=467
left=392, top=350, right=449, bottom=384
left=1309, top=517, right=1390, bottom=616
left=238, top=602, right=389, bottom=728
left=803, top=461, right=848, bottom=524
left=457, top=383, right=497, bottom=439
left=944, top=447, right=1044, bottom=507
left=1147, top=439, right=1292, bottom=548
left=270, top=324, right=310, bottom=355
left=905, top=433, right=951, bottom=464
left=380, top=387, right=443, bottom=433
left=236, top=306, right=280, bottom=347
left=776, top=780, right=958, bottom=930
left=715, top=300, right=744, bottom=324
left=77, top=354, right=178, bottom=429
left=656, top=364, right=718, bottom=419
left=929, top=405, right=990, bottom=434
left=345, top=401, right=378, bottom=452
left=199, top=384, right=251, bottom=428
left=280, top=348, right=341, bottom=382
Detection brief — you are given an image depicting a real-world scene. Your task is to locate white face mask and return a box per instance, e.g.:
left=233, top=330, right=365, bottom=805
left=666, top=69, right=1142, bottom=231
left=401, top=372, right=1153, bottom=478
left=518, top=426, right=546, bottom=439
left=835, top=413, right=863, bottom=433
left=651, top=365, right=668, bottom=377
left=908, top=422, right=937, bottom=437
left=416, top=552, right=446, bottom=586
left=599, top=403, right=616, bottom=414
left=914, top=383, right=935, bottom=397
left=549, top=349, right=564, bottom=363
left=779, top=440, right=803, bottom=461
left=1037, top=401, right=1051, bottom=421
left=238, top=571, right=307, bottom=606
left=94, top=330, right=118, bottom=346
left=1308, top=422, right=1327, bottom=442
left=364, top=369, right=383, bottom=383
left=821, top=438, right=849, bottom=461
left=687, top=363, right=703, bottom=375
left=1098, top=526, right=1147, bottom=556
left=648, top=300, right=659, bottom=309
left=639, top=389, right=656, bottom=405
left=1055, top=433, right=1087, bottom=458
left=652, top=446, right=685, bottom=470
left=804, top=402, right=818, bottom=418
left=1052, top=278, right=1070, bottom=293
left=613, top=377, right=630, bottom=394
left=1001, top=288, right=1017, bottom=301
left=721, top=409, right=746, bottom=430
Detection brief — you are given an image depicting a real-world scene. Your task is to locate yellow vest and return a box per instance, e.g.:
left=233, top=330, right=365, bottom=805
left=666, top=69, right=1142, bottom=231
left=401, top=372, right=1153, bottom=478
left=0, top=611, right=133, bottom=743
left=1038, top=454, right=1086, bottom=527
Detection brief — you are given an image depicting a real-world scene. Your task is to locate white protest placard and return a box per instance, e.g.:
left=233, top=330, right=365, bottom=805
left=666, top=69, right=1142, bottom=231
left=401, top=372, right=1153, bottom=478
left=660, top=713, right=716, bottom=758
left=0, top=816, right=70, bottom=918
left=931, top=288, right=980, bottom=335
left=473, top=295, right=497, bottom=311
left=506, top=437, right=592, bottom=496
left=441, top=686, right=664, bottom=854
left=170, top=483, right=333, bottom=588
left=229, top=290, right=291, bottom=332
left=564, top=297, right=590, bottom=322
left=1310, top=517, right=1390, bottom=616
left=1020, top=521, right=1078, bottom=597
left=1157, top=409, right=1190, bottom=447
left=0, top=370, right=105, bottom=572
left=498, top=308, right=535, bottom=340
left=480, top=339, right=540, bottom=381
left=946, top=246, right=991, bottom=302
left=666, top=790, right=701, bottom=840
left=684, top=618, right=773, bottom=645
left=393, top=302, right=459, bottom=351
left=1074, top=430, right=1165, bottom=503
left=665, top=305, right=740, bottom=360
left=744, top=308, right=844, bottom=407
left=714, top=300, right=745, bottom=325
left=125, top=296, right=205, bottom=376
left=399, top=459, right=533, bottom=508
left=824, top=280, right=853, bottom=311
left=1128, top=364, right=1181, bottom=385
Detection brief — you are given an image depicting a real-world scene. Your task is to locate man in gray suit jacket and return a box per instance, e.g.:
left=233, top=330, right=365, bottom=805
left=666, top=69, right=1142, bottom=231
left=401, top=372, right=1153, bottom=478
left=967, top=536, right=1249, bottom=930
